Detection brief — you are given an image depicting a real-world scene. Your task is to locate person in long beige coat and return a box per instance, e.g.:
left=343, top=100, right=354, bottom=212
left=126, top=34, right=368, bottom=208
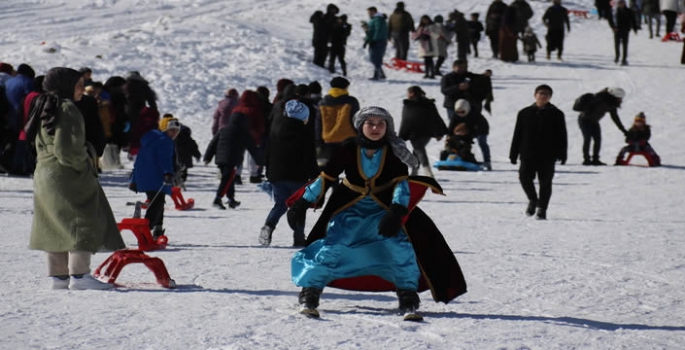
left=411, top=15, right=440, bottom=79
left=27, top=67, right=125, bottom=290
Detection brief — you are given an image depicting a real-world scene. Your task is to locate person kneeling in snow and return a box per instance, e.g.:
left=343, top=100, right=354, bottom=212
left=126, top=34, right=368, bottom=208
left=615, top=112, right=660, bottom=166
left=129, top=117, right=180, bottom=238
left=287, top=106, right=467, bottom=318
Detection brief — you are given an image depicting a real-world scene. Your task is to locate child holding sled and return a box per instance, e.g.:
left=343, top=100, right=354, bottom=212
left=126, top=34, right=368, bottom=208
left=615, top=112, right=661, bottom=166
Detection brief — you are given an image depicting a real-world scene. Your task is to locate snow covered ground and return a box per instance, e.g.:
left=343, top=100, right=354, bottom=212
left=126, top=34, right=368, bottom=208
left=1, top=0, right=685, bottom=348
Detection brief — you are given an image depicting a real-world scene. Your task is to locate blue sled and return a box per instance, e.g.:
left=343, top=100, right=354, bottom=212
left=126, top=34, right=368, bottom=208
left=434, top=155, right=482, bottom=171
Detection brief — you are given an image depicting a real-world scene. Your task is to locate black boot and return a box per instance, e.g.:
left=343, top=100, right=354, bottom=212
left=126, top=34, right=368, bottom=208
left=299, top=287, right=322, bottom=309
left=535, top=207, right=547, bottom=220
left=396, top=289, right=420, bottom=314
left=526, top=200, right=537, bottom=216
left=591, top=157, right=606, bottom=166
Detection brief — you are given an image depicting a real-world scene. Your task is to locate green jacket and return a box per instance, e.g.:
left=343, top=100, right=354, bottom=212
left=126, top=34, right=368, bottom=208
left=29, top=99, right=124, bottom=253
left=365, top=14, right=389, bottom=42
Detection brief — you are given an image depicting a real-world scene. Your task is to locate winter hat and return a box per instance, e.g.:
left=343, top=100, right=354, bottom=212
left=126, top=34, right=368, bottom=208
left=0, top=62, right=13, bottom=74
left=159, top=116, right=181, bottom=132
left=276, top=78, right=294, bottom=93
left=308, top=81, right=322, bottom=95
left=17, top=64, right=35, bottom=79
left=454, top=99, right=471, bottom=114
left=285, top=100, right=310, bottom=122
left=225, top=88, right=239, bottom=97
left=434, top=15, right=444, bottom=23
left=607, top=87, right=625, bottom=99
left=330, top=76, right=350, bottom=89
left=634, top=112, right=646, bottom=122
left=353, top=106, right=419, bottom=168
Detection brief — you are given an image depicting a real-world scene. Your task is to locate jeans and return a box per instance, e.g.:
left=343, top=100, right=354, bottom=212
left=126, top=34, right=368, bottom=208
left=613, top=30, right=630, bottom=63
left=368, top=40, right=387, bottom=75
left=476, top=134, right=491, bottom=163
left=266, top=181, right=307, bottom=240
left=410, top=137, right=431, bottom=170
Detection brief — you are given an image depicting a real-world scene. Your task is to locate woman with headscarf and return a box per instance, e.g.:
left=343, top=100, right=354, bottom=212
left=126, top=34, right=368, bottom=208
left=26, top=67, right=124, bottom=290
left=287, top=106, right=467, bottom=320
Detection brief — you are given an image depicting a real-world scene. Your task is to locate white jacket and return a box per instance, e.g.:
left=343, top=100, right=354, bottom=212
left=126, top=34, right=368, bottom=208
left=660, top=0, right=685, bottom=12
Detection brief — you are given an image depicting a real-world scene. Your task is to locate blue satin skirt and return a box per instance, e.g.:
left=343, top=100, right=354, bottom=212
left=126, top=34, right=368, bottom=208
left=291, top=197, right=420, bottom=290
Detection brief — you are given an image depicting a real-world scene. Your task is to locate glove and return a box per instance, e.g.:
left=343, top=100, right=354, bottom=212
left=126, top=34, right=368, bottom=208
left=559, top=158, right=566, bottom=165
left=510, top=158, right=517, bottom=165
left=163, top=173, right=174, bottom=186
left=378, top=204, right=409, bottom=237
left=287, top=198, right=311, bottom=229
left=128, top=182, right=137, bottom=192
left=123, top=121, right=131, bottom=133
left=484, top=101, right=491, bottom=114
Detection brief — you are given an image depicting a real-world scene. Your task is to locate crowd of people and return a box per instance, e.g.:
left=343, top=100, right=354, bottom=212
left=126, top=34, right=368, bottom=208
left=0, top=0, right=680, bottom=320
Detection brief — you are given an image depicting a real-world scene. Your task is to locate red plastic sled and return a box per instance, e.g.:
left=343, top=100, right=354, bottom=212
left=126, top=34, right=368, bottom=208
left=661, top=32, right=683, bottom=42
left=94, top=249, right=176, bottom=289
left=567, top=9, right=589, bottom=18
left=384, top=57, right=424, bottom=73
left=171, top=187, right=194, bottom=210
left=118, top=218, right=168, bottom=251
left=616, top=151, right=661, bottom=167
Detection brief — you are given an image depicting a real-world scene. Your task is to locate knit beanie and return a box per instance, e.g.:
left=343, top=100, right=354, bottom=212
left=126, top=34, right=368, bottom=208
left=284, top=100, right=309, bottom=123
left=0, top=62, right=14, bottom=74
left=159, top=117, right=181, bottom=131
left=454, top=99, right=471, bottom=114
left=17, top=64, right=35, bottom=79
left=634, top=112, right=646, bottom=122
left=330, top=76, right=350, bottom=89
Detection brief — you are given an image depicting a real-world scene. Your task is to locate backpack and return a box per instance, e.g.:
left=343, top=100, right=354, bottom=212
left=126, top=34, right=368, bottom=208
left=572, top=93, right=594, bottom=112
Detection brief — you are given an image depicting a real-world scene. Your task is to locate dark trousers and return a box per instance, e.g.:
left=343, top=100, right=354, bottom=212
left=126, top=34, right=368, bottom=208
left=458, top=39, right=470, bottom=61
left=471, top=38, right=479, bottom=57
left=488, top=31, right=500, bottom=58
left=145, top=190, right=165, bottom=229
left=435, top=56, right=446, bottom=73
left=423, top=56, right=435, bottom=78
left=313, top=43, right=328, bottom=67
left=410, top=137, right=431, bottom=170
left=265, top=181, right=306, bottom=241
left=546, top=29, right=565, bottom=57
left=518, top=161, right=556, bottom=210
left=216, top=165, right=236, bottom=200
left=578, top=117, right=602, bottom=161
left=328, top=45, right=347, bottom=76
left=614, top=30, right=630, bottom=63
left=391, top=31, right=410, bottom=60
left=663, top=10, right=678, bottom=33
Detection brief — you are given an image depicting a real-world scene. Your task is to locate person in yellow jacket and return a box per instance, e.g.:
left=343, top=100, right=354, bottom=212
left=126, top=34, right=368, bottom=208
left=315, top=77, right=359, bottom=169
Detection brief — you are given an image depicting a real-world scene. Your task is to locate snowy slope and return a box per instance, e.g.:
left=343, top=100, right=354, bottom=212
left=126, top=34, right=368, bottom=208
left=1, top=0, right=685, bottom=349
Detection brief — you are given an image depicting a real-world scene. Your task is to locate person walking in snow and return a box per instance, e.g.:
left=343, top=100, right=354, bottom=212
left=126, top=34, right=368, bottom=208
left=467, top=13, right=485, bottom=58
left=509, top=85, right=567, bottom=220
left=576, top=87, right=629, bottom=165
left=259, top=100, right=318, bottom=247
left=315, top=76, right=360, bottom=169
left=129, top=116, right=181, bottom=238
left=27, top=67, right=125, bottom=290
left=328, top=14, right=352, bottom=76
left=542, top=0, right=571, bottom=61
left=204, top=90, right=264, bottom=210
left=288, top=106, right=467, bottom=319
left=399, top=86, right=448, bottom=177
left=521, top=27, right=543, bottom=62
left=642, top=0, right=661, bottom=39
left=387, top=1, right=415, bottom=61
left=364, top=6, right=389, bottom=80
left=609, top=0, right=640, bottom=66
left=486, top=0, right=508, bottom=59
left=412, top=15, right=439, bottom=79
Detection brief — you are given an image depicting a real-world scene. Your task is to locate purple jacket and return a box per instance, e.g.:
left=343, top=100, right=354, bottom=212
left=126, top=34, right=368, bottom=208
left=211, top=95, right=238, bottom=135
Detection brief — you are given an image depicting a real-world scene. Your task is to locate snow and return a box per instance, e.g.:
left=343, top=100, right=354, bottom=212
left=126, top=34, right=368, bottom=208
left=2, top=0, right=685, bottom=349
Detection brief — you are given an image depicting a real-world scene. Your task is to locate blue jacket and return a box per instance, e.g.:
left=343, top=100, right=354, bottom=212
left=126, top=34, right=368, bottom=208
left=4, top=75, right=34, bottom=131
left=131, top=129, right=176, bottom=194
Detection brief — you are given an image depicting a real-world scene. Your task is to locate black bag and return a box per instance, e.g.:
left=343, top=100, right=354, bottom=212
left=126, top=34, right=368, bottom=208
left=573, top=93, right=594, bottom=112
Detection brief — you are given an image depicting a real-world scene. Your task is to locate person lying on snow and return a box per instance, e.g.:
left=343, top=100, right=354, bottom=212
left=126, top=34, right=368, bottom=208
left=287, top=106, right=467, bottom=319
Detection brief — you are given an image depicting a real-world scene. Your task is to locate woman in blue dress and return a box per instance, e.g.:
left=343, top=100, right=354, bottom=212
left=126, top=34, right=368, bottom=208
left=288, top=106, right=467, bottom=318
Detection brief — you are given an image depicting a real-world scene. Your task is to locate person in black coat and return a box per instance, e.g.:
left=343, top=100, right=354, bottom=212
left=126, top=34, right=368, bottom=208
left=596, top=0, right=612, bottom=19
left=204, top=99, right=264, bottom=210
left=440, top=59, right=489, bottom=121
left=399, top=86, right=448, bottom=177
left=328, top=15, right=352, bottom=76
left=74, top=93, right=106, bottom=158
left=486, top=0, right=508, bottom=58
left=163, top=115, right=201, bottom=183
left=509, top=85, right=567, bottom=220
left=124, top=71, right=157, bottom=137
left=608, top=0, right=639, bottom=65
left=259, top=100, right=318, bottom=247
left=542, top=0, right=571, bottom=61
left=577, top=87, right=628, bottom=165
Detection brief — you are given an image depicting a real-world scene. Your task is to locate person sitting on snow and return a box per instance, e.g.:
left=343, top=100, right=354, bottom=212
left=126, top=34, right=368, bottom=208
left=440, top=99, right=479, bottom=164
left=615, top=112, right=660, bottom=165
